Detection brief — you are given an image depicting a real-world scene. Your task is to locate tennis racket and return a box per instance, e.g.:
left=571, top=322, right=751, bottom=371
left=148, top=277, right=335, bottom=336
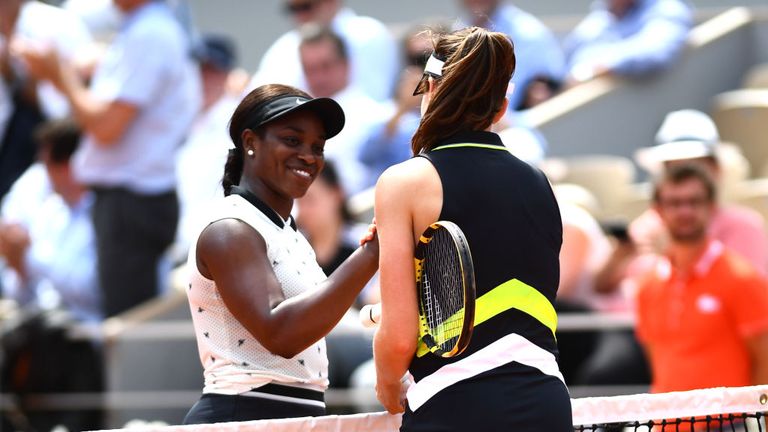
left=360, top=221, right=476, bottom=358
left=416, top=221, right=475, bottom=357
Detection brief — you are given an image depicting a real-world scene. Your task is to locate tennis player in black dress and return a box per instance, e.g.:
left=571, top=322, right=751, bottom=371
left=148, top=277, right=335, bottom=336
left=372, top=27, right=572, bottom=431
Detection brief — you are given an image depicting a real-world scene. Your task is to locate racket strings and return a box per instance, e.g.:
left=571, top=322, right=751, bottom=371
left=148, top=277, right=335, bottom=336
left=422, top=229, right=466, bottom=353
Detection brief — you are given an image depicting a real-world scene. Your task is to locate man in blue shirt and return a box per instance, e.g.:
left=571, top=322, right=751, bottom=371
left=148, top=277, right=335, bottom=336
left=17, top=0, right=202, bottom=317
left=456, top=0, right=566, bottom=110
left=564, top=0, right=693, bottom=83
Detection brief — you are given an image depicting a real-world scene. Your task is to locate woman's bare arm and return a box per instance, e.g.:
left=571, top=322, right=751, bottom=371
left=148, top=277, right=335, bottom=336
left=197, top=218, right=378, bottom=358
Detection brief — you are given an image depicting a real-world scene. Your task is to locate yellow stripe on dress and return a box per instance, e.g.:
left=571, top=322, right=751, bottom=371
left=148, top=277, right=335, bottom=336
left=416, top=278, right=557, bottom=357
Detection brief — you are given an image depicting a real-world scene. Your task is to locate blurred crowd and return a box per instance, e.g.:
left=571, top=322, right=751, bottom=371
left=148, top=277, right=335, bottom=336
left=2, top=0, right=768, bottom=430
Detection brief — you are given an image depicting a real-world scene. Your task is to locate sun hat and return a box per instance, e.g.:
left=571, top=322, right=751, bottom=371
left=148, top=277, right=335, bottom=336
left=635, top=109, right=721, bottom=173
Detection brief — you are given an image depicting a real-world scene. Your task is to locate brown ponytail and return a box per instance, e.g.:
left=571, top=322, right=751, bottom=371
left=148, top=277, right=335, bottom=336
left=411, top=27, right=516, bottom=155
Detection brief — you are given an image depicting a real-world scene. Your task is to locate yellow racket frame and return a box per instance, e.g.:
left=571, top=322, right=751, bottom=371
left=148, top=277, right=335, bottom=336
left=415, top=221, right=476, bottom=358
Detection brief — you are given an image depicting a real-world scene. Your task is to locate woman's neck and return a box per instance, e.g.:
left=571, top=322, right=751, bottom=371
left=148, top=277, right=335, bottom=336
left=238, top=178, right=292, bottom=219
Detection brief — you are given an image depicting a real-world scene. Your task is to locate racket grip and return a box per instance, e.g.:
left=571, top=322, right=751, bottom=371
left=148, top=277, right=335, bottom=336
left=401, top=372, right=414, bottom=387
left=359, top=303, right=381, bottom=328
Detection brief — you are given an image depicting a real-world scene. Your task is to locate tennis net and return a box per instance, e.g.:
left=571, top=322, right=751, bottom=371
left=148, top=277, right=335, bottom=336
left=96, top=385, right=768, bottom=431
left=572, top=385, right=767, bottom=431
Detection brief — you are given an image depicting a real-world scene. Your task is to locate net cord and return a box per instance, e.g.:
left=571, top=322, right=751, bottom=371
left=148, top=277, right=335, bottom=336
left=91, top=385, right=768, bottom=432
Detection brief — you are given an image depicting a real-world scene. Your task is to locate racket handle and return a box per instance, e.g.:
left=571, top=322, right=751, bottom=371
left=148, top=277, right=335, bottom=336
left=401, top=372, right=414, bottom=387
left=359, top=303, right=381, bottom=328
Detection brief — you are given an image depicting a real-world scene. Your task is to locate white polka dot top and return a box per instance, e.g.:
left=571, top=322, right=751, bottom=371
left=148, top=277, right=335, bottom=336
left=186, top=192, right=329, bottom=395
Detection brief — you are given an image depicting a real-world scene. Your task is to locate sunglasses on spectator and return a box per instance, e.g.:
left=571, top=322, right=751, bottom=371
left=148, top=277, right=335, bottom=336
left=284, top=0, right=318, bottom=15
left=658, top=196, right=712, bottom=210
left=407, top=52, right=429, bottom=68
left=413, top=54, right=445, bottom=96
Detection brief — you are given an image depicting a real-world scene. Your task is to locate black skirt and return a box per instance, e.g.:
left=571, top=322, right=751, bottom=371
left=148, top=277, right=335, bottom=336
left=183, top=384, right=325, bottom=424
left=400, top=363, right=572, bottom=432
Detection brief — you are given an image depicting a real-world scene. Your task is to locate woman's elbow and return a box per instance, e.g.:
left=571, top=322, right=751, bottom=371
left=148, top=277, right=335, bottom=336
left=273, top=348, right=302, bottom=359
left=378, top=331, right=417, bottom=358
left=261, top=328, right=310, bottom=358
left=263, top=339, right=303, bottom=359
left=392, top=339, right=417, bottom=358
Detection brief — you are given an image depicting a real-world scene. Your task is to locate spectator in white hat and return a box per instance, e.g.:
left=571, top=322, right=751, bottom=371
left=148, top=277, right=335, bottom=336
left=625, top=109, right=768, bottom=275
left=580, top=109, right=768, bottom=388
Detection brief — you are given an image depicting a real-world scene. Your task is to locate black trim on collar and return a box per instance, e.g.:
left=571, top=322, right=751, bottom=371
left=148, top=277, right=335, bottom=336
left=439, top=131, right=505, bottom=148
left=230, top=186, right=297, bottom=230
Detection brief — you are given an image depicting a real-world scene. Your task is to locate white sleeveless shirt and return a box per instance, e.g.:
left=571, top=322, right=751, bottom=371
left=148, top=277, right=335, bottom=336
left=186, top=193, right=329, bottom=395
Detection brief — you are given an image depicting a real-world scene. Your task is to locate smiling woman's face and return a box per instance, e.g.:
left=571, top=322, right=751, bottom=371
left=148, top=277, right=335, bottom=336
left=241, top=110, right=327, bottom=205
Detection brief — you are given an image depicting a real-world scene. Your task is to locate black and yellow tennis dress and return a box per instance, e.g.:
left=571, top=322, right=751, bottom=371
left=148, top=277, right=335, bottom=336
left=402, top=131, right=571, bottom=432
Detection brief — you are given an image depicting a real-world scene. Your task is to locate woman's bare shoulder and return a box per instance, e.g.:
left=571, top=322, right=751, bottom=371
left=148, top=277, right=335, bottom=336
left=198, top=218, right=266, bottom=258
left=376, top=157, right=437, bottom=190
left=374, top=157, right=442, bottom=230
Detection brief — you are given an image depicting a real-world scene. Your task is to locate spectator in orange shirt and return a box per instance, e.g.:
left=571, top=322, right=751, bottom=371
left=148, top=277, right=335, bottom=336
left=583, top=109, right=768, bottom=387
left=635, top=163, right=768, bottom=393
left=597, top=110, right=768, bottom=300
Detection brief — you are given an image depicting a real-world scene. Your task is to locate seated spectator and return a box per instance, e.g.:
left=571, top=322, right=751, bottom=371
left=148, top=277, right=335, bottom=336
left=0, top=121, right=104, bottom=432
left=455, top=0, right=566, bottom=110
left=250, top=0, right=398, bottom=102
left=583, top=109, right=768, bottom=386
left=557, top=201, right=613, bottom=311
left=357, top=25, right=437, bottom=189
left=597, top=109, right=768, bottom=300
left=564, top=0, right=692, bottom=84
left=299, top=25, right=392, bottom=195
left=629, top=109, right=767, bottom=275
left=176, top=33, right=241, bottom=258
left=1, top=118, right=100, bottom=323
left=295, top=161, right=364, bottom=276
left=552, top=196, right=613, bottom=384
left=516, top=74, right=562, bottom=111
left=636, top=163, right=768, bottom=393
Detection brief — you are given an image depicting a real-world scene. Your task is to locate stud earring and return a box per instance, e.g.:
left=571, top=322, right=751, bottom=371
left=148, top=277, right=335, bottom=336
left=247, top=149, right=254, bottom=157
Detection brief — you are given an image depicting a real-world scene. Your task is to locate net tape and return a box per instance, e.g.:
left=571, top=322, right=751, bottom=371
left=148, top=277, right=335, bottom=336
left=96, top=385, right=768, bottom=432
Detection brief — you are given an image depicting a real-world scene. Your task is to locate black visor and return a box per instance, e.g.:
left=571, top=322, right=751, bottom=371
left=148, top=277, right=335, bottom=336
left=246, top=95, right=346, bottom=139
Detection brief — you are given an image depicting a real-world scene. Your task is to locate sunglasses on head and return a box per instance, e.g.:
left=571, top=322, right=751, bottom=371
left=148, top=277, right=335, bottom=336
left=413, top=54, right=445, bottom=96
left=284, top=0, right=317, bottom=15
